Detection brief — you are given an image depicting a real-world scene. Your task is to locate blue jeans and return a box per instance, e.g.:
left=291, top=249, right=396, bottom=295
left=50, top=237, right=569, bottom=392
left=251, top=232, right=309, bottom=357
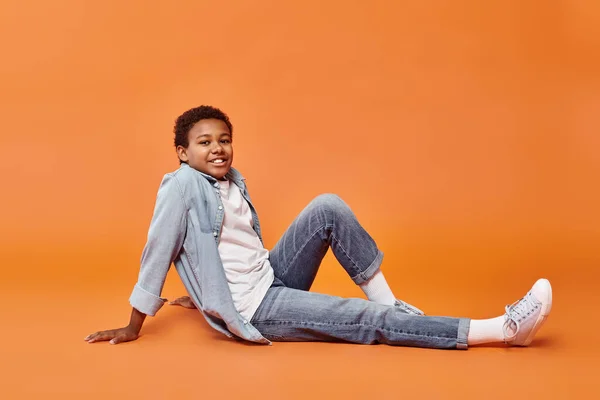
left=251, top=194, right=470, bottom=349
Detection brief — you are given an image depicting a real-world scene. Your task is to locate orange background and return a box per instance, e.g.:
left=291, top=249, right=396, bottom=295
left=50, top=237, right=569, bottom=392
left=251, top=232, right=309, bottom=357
left=1, top=0, right=599, bottom=398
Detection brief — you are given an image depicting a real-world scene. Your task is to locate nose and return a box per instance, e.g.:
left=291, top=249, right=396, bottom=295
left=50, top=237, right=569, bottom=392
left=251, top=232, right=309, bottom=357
left=211, top=142, right=224, bottom=153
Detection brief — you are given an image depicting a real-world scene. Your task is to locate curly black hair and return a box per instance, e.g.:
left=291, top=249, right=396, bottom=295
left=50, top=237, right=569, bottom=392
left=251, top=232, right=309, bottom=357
left=174, top=105, right=233, bottom=163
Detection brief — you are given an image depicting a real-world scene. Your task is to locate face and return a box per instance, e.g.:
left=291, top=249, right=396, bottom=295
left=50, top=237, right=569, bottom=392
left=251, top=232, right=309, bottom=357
left=177, top=118, right=233, bottom=179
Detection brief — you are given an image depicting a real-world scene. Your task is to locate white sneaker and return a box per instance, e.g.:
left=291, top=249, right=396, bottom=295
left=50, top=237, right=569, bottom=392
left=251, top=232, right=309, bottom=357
left=503, top=278, right=552, bottom=346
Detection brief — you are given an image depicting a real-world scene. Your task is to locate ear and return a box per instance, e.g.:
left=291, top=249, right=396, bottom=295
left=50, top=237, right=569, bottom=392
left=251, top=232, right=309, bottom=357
left=176, top=145, right=189, bottom=162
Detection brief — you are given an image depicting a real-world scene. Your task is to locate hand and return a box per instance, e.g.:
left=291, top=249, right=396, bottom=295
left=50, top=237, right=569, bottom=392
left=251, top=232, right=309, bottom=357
left=85, top=326, right=139, bottom=345
left=168, top=296, right=197, bottom=309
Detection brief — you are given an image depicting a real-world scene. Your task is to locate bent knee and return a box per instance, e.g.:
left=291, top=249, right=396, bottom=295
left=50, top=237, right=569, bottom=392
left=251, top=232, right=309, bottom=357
left=310, top=193, right=349, bottom=213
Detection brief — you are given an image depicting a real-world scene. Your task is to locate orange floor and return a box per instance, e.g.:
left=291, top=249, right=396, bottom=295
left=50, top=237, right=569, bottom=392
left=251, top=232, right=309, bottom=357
left=3, top=247, right=599, bottom=399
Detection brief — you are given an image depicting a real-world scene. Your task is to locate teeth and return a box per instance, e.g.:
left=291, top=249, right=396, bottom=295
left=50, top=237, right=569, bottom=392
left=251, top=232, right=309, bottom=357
left=212, top=159, right=224, bottom=164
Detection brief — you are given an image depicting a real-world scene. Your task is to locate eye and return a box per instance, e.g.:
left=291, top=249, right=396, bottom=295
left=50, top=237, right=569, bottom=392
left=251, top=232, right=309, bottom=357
left=199, top=141, right=210, bottom=145
left=220, top=139, right=231, bottom=144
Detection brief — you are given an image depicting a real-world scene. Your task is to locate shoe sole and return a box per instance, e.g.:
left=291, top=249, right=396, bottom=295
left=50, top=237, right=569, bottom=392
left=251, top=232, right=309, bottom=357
left=521, top=278, right=552, bottom=346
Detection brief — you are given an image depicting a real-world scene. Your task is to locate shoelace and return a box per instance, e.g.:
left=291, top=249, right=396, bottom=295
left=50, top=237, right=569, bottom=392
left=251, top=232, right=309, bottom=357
left=502, top=292, right=539, bottom=343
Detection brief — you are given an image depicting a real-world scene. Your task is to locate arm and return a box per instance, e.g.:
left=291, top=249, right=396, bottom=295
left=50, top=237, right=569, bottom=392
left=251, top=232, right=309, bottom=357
left=85, top=174, right=188, bottom=344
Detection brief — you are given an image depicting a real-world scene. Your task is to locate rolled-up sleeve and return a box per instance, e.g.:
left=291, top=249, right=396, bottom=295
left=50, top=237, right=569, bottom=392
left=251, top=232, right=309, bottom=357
left=129, top=174, right=187, bottom=316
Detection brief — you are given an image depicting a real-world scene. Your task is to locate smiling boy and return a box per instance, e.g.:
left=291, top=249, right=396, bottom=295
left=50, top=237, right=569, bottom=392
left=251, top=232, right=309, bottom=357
left=178, top=117, right=233, bottom=179
left=86, top=105, right=552, bottom=349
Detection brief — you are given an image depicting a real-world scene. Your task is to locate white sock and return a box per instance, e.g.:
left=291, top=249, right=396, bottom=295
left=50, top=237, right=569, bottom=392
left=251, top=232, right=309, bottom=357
left=359, top=271, right=396, bottom=305
left=467, top=316, right=506, bottom=345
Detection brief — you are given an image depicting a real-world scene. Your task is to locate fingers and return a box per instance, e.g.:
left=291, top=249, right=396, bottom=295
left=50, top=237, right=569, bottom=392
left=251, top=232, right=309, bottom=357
left=169, top=296, right=190, bottom=306
left=169, top=296, right=196, bottom=309
left=85, top=329, right=136, bottom=345
left=84, top=330, right=115, bottom=343
left=110, top=334, right=128, bottom=345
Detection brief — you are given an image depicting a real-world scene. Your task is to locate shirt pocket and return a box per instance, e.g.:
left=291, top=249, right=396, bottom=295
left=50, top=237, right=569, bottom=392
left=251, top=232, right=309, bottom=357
left=189, top=205, right=216, bottom=234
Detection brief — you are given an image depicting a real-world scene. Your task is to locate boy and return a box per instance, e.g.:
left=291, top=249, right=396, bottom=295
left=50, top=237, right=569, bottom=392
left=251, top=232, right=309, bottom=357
left=85, top=106, right=552, bottom=348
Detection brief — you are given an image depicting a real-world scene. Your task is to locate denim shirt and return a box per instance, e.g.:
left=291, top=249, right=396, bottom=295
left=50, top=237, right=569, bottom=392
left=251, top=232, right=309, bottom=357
left=129, top=163, right=271, bottom=344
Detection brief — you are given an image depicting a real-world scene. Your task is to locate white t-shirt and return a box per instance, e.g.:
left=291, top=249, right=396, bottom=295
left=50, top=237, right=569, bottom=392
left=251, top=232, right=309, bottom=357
left=217, top=179, right=275, bottom=321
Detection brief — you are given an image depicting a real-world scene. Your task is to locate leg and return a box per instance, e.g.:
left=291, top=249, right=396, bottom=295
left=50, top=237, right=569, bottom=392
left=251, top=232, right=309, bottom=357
left=269, top=194, right=383, bottom=290
left=251, top=285, right=469, bottom=349
left=170, top=194, right=418, bottom=314
left=251, top=278, right=553, bottom=348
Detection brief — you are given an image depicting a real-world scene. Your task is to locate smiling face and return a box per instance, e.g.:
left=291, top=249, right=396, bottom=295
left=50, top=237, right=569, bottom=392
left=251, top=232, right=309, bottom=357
left=176, top=118, right=233, bottom=180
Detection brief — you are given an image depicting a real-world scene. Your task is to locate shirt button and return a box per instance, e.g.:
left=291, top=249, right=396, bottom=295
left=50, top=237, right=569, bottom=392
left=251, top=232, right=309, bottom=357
left=213, top=231, right=218, bottom=237
left=243, top=320, right=248, bottom=324
left=218, top=205, right=223, bottom=210
left=213, top=182, right=219, bottom=188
